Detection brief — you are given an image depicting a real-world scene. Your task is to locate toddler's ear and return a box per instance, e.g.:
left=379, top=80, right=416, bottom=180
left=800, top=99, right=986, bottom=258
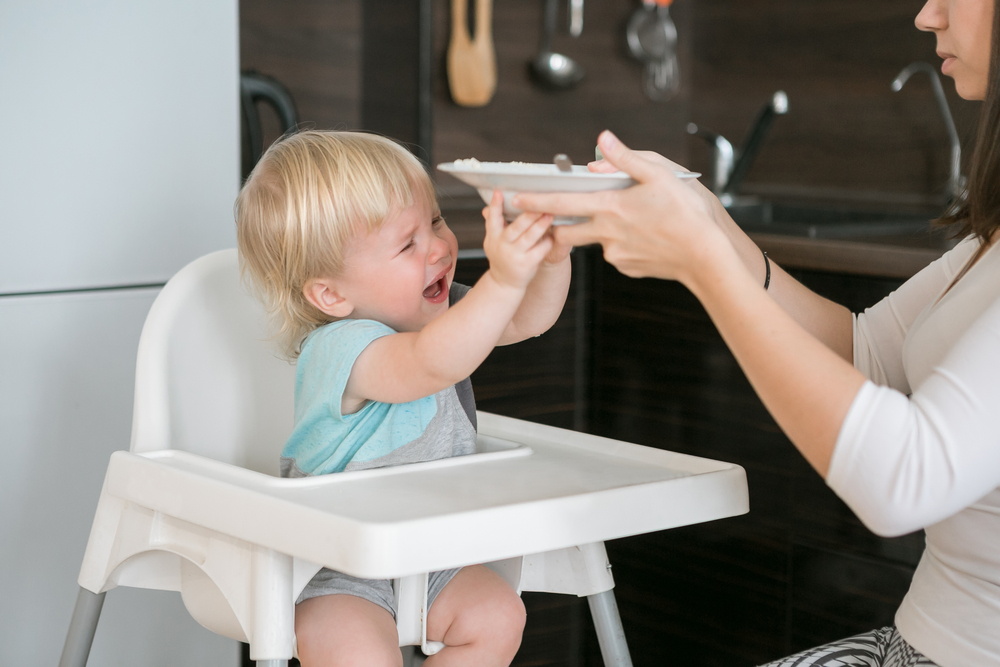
left=304, top=278, right=354, bottom=318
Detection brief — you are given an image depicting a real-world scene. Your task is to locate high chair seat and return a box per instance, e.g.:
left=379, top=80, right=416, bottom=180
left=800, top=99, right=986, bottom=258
left=59, top=249, right=749, bottom=667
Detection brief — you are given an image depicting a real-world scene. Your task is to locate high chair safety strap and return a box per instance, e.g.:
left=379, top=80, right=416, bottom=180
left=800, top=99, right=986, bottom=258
left=393, top=573, right=445, bottom=655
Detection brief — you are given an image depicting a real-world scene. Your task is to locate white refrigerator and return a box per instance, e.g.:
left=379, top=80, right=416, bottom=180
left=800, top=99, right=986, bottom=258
left=1, top=1, right=242, bottom=664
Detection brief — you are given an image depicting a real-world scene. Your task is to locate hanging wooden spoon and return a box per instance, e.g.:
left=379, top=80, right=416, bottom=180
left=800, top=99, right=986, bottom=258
left=447, top=0, right=497, bottom=107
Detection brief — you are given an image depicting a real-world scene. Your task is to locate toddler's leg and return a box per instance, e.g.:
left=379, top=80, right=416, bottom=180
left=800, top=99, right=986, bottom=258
left=295, top=594, right=402, bottom=667
left=424, top=565, right=527, bottom=667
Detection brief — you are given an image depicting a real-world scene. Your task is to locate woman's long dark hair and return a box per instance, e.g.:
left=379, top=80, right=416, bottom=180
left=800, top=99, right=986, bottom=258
left=940, top=0, right=1000, bottom=242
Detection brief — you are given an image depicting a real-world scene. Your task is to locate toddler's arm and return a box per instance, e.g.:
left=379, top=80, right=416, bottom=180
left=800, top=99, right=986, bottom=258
left=344, top=195, right=553, bottom=409
left=495, top=198, right=572, bottom=345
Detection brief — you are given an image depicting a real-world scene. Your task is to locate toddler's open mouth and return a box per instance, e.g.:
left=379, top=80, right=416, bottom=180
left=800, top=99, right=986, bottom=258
left=422, top=269, right=450, bottom=303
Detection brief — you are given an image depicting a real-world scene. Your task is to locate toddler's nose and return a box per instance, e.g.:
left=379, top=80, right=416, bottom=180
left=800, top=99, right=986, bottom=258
left=427, top=236, right=450, bottom=264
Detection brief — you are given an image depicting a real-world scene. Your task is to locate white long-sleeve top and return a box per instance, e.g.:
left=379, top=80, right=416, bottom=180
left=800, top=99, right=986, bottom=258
left=829, top=235, right=1000, bottom=666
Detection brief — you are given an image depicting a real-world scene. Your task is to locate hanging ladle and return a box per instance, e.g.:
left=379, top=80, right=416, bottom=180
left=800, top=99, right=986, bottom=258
left=531, top=0, right=585, bottom=89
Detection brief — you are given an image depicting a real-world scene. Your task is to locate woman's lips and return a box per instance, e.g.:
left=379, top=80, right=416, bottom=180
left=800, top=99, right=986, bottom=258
left=939, top=52, right=956, bottom=74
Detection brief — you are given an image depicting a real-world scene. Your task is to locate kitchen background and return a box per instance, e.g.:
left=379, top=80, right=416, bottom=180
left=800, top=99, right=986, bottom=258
left=1, top=2, right=240, bottom=666
left=241, top=1, right=970, bottom=666
left=0, top=1, right=973, bottom=666
left=242, top=0, right=976, bottom=199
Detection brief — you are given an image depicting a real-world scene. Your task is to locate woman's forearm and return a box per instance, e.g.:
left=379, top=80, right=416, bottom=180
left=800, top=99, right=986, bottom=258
left=684, top=238, right=866, bottom=476
left=710, top=198, right=854, bottom=362
left=519, top=131, right=863, bottom=476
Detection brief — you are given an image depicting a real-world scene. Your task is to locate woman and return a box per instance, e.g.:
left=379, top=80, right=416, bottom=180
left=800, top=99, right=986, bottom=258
left=516, top=0, right=999, bottom=665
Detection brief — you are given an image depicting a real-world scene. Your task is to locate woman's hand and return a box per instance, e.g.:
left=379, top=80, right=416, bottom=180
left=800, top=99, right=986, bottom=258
left=518, top=131, right=865, bottom=479
left=513, top=131, right=728, bottom=287
left=483, top=189, right=554, bottom=291
left=588, top=148, right=728, bottom=233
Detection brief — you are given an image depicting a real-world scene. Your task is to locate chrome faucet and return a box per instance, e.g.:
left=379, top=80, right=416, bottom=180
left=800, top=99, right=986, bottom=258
left=685, top=124, right=735, bottom=195
left=688, top=91, right=789, bottom=205
left=891, top=62, right=965, bottom=201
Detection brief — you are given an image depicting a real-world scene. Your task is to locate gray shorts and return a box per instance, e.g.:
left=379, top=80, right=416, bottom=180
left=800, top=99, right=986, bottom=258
left=295, top=567, right=462, bottom=620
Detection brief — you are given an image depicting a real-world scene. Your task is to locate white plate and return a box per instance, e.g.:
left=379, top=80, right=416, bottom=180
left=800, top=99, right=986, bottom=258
left=438, top=159, right=700, bottom=224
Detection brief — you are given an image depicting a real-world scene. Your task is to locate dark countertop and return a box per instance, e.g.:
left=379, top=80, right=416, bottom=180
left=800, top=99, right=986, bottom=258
left=749, top=229, right=955, bottom=279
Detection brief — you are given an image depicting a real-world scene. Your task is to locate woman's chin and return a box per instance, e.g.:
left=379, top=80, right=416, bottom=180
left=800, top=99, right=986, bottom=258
left=951, top=73, right=988, bottom=101
left=956, top=86, right=986, bottom=101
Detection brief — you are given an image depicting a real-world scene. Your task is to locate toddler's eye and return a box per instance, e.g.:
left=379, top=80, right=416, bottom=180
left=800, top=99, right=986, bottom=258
left=400, top=239, right=415, bottom=253
left=432, top=215, right=444, bottom=226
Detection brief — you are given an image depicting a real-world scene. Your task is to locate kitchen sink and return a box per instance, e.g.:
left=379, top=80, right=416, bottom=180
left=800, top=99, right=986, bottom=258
left=725, top=201, right=945, bottom=240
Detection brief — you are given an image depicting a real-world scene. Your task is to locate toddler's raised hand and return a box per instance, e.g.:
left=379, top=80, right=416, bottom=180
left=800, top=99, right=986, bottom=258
left=483, top=190, right=554, bottom=290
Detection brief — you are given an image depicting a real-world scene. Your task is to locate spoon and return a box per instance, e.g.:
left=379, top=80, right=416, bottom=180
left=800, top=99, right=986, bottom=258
left=530, top=0, right=584, bottom=89
left=554, top=154, right=573, bottom=172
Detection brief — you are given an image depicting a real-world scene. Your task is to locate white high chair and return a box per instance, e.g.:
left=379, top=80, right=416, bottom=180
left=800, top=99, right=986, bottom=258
left=58, top=249, right=749, bottom=667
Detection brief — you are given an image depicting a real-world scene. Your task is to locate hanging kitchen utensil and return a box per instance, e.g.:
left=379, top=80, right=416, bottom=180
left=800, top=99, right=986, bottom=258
left=569, top=0, right=584, bottom=37
left=531, top=0, right=585, bottom=89
left=447, top=0, right=497, bottom=107
left=626, top=0, right=679, bottom=101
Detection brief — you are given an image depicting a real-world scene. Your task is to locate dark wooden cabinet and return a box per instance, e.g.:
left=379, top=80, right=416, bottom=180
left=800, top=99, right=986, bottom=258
left=456, top=253, right=924, bottom=667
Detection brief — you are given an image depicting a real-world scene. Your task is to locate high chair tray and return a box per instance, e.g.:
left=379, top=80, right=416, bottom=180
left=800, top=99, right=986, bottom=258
left=103, top=412, right=748, bottom=579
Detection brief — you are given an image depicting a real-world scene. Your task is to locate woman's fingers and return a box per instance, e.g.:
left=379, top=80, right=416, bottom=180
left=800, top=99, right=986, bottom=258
left=513, top=189, right=604, bottom=218
left=590, top=149, right=681, bottom=174
left=595, top=130, right=660, bottom=184
left=587, top=159, right=616, bottom=174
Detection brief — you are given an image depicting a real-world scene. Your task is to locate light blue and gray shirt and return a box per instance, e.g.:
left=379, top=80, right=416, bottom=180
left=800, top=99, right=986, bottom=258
left=280, top=283, right=477, bottom=478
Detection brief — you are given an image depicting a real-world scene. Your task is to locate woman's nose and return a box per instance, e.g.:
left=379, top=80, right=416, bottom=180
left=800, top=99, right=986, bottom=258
left=915, top=0, right=946, bottom=33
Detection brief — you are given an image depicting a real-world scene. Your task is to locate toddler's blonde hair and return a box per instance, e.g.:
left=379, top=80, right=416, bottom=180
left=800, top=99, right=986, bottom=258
left=235, top=130, right=437, bottom=357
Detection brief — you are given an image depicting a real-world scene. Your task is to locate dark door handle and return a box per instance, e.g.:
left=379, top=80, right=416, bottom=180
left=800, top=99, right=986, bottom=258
left=240, top=71, right=299, bottom=177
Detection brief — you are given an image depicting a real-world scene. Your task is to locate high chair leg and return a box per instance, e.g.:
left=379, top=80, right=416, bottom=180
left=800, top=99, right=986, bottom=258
left=58, top=587, right=106, bottom=667
left=587, top=590, right=633, bottom=667
left=249, top=547, right=294, bottom=664
left=401, top=645, right=426, bottom=667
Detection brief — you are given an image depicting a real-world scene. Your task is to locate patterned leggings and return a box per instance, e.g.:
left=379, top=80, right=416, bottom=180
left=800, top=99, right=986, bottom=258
left=758, top=627, right=939, bottom=667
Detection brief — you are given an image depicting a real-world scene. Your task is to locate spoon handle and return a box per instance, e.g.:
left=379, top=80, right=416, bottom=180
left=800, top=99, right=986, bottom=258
left=569, top=0, right=584, bottom=37
left=540, top=0, right=558, bottom=53
left=475, top=0, right=493, bottom=39
left=451, top=0, right=469, bottom=43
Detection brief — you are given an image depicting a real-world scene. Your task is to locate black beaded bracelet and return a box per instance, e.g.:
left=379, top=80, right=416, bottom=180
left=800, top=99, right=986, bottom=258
left=762, top=250, right=771, bottom=290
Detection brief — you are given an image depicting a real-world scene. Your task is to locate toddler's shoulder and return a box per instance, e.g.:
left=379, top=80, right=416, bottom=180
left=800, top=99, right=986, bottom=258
left=300, top=319, right=396, bottom=359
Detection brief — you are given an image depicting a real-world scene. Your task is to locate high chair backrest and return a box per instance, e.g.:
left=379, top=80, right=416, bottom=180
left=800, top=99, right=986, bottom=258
left=130, top=249, right=295, bottom=475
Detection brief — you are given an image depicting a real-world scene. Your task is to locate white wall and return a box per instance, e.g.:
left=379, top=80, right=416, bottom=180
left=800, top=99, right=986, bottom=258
left=0, top=0, right=241, bottom=663
left=0, top=0, right=240, bottom=293
left=0, top=290, right=239, bottom=666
